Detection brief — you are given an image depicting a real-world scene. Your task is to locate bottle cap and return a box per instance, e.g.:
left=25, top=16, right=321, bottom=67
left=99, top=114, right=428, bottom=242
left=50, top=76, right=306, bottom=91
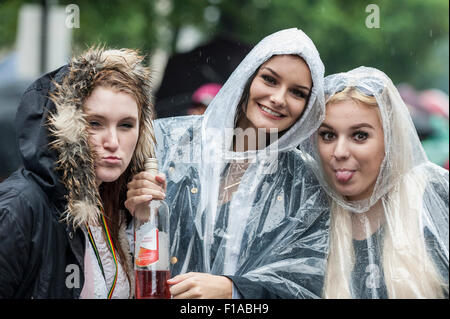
left=144, top=158, right=158, bottom=173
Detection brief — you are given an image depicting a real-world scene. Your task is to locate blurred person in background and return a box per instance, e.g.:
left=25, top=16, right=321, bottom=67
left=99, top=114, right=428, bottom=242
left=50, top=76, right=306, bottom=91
left=187, top=83, right=222, bottom=115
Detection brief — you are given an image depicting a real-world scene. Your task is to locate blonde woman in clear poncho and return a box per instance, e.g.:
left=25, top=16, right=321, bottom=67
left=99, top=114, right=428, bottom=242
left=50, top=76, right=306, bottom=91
left=126, top=28, right=331, bottom=298
left=301, top=66, right=449, bottom=298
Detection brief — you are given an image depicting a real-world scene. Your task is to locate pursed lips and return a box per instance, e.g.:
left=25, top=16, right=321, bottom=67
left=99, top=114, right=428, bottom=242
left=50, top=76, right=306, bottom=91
left=101, top=156, right=122, bottom=164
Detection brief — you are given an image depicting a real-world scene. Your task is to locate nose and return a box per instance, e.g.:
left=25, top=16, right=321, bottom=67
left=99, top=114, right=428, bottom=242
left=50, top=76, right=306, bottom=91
left=103, top=128, right=119, bottom=151
left=333, top=137, right=350, bottom=160
left=269, top=87, right=286, bottom=107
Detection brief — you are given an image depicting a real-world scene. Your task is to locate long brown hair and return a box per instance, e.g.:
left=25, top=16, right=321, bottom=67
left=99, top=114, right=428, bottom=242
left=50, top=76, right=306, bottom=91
left=86, top=66, right=150, bottom=290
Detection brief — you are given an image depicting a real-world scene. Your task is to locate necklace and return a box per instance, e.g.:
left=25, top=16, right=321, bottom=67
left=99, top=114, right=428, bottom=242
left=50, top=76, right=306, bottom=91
left=223, top=180, right=241, bottom=190
left=85, top=212, right=118, bottom=299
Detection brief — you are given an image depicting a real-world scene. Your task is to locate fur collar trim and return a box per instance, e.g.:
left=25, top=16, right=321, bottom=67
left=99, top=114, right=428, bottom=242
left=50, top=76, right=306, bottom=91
left=48, top=47, right=155, bottom=228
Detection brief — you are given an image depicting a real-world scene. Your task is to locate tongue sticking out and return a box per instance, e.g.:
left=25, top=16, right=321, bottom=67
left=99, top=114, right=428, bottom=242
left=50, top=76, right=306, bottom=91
left=335, top=170, right=355, bottom=183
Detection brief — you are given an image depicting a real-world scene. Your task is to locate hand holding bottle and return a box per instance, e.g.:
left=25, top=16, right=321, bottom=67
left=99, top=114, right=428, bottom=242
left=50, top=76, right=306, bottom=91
left=168, top=272, right=233, bottom=299
left=125, top=171, right=167, bottom=215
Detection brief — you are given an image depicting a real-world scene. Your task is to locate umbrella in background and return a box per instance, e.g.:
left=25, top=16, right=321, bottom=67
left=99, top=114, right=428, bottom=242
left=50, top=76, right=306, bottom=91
left=187, top=82, right=222, bottom=115
left=418, top=88, right=449, bottom=168
left=398, top=84, right=449, bottom=168
left=397, top=84, right=435, bottom=140
left=418, top=89, right=449, bottom=119
left=154, top=35, right=251, bottom=118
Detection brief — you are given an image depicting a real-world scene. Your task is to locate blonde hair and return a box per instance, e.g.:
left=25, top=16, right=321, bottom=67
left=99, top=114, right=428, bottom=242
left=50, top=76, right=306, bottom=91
left=322, top=87, right=447, bottom=298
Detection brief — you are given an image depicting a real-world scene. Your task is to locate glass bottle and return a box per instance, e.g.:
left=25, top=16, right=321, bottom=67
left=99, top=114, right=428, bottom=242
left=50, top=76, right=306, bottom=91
left=134, top=158, right=170, bottom=299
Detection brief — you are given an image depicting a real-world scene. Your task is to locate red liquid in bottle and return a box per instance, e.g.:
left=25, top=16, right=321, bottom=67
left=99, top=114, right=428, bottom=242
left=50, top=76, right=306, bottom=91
left=135, top=270, right=171, bottom=299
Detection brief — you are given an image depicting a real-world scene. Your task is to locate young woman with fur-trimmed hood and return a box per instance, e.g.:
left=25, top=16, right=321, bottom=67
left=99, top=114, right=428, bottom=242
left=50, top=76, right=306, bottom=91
left=0, top=47, right=156, bottom=298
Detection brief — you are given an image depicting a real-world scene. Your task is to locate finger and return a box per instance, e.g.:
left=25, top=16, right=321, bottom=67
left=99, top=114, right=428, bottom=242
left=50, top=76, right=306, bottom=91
left=129, top=172, right=162, bottom=186
left=124, top=194, right=152, bottom=215
left=128, top=178, right=165, bottom=194
left=131, top=172, right=166, bottom=186
left=127, top=187, right=166, bottom=201
left=169, top=279, right=193, bottom=297
left=167, top=272, right=196, bottom=285
left=155, top=173, right=167, bottom=191
left=130, top=171, right=155, bottom=181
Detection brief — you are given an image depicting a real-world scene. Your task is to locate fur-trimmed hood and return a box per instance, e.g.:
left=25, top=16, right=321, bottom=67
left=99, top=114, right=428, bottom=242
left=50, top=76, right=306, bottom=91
left=44, top=47, right=155, bottom=228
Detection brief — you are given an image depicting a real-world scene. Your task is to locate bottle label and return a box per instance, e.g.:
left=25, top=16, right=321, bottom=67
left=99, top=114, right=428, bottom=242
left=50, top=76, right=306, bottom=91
left=135, top=228, right=159, bottom=267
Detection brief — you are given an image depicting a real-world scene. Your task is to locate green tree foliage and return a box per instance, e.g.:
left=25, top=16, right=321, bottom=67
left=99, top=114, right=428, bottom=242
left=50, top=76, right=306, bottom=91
left=0, top=0, right=448, bottom=91
left=0, top=0, right=29, bottom=50
left=215, top=0, right=449, bottom=92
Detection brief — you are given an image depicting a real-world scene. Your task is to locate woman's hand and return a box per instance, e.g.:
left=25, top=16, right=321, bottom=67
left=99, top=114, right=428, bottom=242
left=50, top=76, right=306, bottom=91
left=167, top=272, right=233, bottom=299
left=125, top=171, right=166, bottom=215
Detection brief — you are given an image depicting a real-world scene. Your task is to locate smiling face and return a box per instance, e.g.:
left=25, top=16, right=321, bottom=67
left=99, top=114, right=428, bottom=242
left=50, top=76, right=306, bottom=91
left=84, top=86, right=140, bottom=186
left=317, top=98, right=385, bottom=201
left=237, top=55, right=312, bottom=134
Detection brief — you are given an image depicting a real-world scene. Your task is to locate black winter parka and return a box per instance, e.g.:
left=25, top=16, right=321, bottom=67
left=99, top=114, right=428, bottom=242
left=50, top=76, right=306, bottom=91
left=0, top=66, right=86, bottom=298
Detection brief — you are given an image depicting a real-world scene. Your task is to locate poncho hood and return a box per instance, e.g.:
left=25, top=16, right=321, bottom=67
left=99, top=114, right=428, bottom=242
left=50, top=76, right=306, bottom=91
left=202, top=28, right=325, bottom=161
left=302, top=66, right=434, bottom=213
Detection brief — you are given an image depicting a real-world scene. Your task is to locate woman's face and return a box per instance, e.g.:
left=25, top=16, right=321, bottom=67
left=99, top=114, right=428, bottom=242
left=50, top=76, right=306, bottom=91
left=317, top=99, right=385, bottom=201
left=84, top=86, right=139, bottom=186
left=238, top=55, right=312, bottom=133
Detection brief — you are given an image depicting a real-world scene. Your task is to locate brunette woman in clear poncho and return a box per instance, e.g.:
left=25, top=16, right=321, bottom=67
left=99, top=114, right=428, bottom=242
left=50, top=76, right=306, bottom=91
left=301, top=67, right=449, bottom=298
left=126, top=28, right=331, bottom=298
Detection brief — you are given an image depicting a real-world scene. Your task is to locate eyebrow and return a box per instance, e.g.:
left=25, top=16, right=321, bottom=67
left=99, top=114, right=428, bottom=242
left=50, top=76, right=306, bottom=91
left=261, top=67, right=311, bottom=92
left=319, top=123, right=334, bottom=130
left=319, top=123, right=375, bottom=130
left=350, top=123, right=375, bottom=130
left=86, top=114, right=138, bottom=122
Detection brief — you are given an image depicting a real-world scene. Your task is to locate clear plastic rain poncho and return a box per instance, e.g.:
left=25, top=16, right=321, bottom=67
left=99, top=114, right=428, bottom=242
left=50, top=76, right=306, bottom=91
left=153, top=28, right=331, bottom=298
left=300, top=67, right=449, bottom=298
